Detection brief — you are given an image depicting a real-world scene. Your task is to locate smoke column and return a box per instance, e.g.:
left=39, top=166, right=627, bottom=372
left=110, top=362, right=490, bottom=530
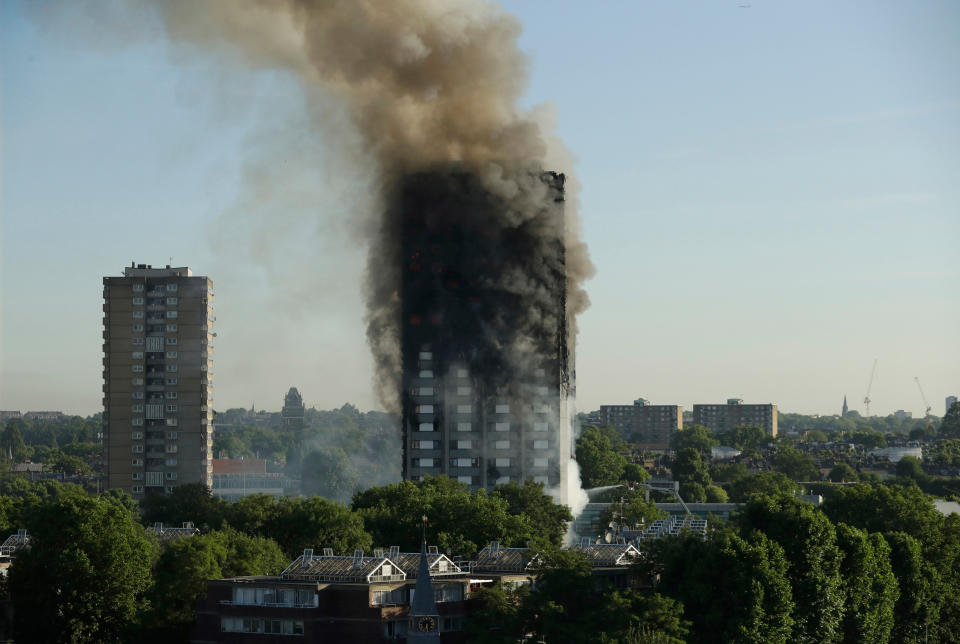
left=116, top=0, right=593, bottom=505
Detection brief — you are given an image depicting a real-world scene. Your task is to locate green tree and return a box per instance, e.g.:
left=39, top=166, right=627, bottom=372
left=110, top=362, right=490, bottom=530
left=140, top=483, right=227, bottom=530
left=883, top=531, right=942, bottom=643
left=735, top=495, right=844, bottom=644
left=576, top=426, right=627, bottom=487
left=622, top=462, right=650, bottom=484
left=705, top=484, right=728, bottom=502
left=708, top=462, right=750, bottom=483
left=940, top=401, right=960, bottom=438
left=493, top=480, right=572, bottom=546
left=771, top=446, right=820, bottom=481
left=0, top=421, right=28, bottom=462
left=654, top=530, right=794, bottom=643
left=717, top=425, right=766, bottom=451
left=670, top=425, right=717, bottom=457
left=9, top=493, right=158, bottom=642
left=301, top=446, right=358, bottom=502
left=670, top=448, right=710, bottom=488
left=727, top=471, right=796, bottom=502
left=596, top=591, right=691, bottom=644
left=828, top=463, right=858, bottom=483
left=803, top=430, right=829, bottom=443
left=49, top=451, right=92, bottom=475
left=895, top=456, right=925, bottom=480
left=352, top=476, right=527, bottom=557
left=835, top=524, right=897, bottom=643
left=144, top=528, right=287, bottom=638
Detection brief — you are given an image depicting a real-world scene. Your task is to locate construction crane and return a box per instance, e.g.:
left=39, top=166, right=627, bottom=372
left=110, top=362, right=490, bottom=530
left=864, top=359, right=878, bottom=418
left=914, top=377, right=932, bottom=429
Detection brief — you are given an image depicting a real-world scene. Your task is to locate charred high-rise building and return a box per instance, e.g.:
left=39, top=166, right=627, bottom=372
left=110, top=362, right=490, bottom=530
left=399, top=169, right=572, bottom=497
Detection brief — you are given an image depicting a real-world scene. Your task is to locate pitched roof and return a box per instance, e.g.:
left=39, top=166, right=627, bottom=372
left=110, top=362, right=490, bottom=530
left=0, top=530, right=30, bottom=556
left=571, top=543, right=643, bottom=567
left=471, top=545, right=534, bottom=573
left=389, top=552, right=463, bottom=578
left=281, top=551, right=406, bottom=584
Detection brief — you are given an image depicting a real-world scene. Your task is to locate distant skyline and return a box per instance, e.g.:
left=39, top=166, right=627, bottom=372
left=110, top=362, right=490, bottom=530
left=1, top=0, right=958, bottom=418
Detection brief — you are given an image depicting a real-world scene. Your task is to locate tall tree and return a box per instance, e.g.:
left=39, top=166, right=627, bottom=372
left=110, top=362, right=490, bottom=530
left=735, top=495, right=844, bottom=644
left=883, top=531, right=942, bottom=643
left=835, top=524, right=898, bottom=643
left=940, top=401, right=960, bottom=438
left=575, top=426, right=627, bottom=487
left=9, top=494, right=158, bottom=642
left=493, top=479, right=572, bottom=546
left=670, top=425, right=717, bottom=457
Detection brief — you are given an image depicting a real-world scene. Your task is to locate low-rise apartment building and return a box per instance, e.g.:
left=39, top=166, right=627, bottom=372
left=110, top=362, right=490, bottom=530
left=692, top=399, right=777, bottom=437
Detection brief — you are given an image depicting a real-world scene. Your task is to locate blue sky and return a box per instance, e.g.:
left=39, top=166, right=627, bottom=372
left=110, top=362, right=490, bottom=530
left=1, top=0, right=958, bottom=417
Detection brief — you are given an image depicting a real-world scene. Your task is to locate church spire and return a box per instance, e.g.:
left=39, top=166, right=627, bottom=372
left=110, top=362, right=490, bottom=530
left=407, top=516, right=441, bottom=642
left=842, top=395, right=848, bottom=417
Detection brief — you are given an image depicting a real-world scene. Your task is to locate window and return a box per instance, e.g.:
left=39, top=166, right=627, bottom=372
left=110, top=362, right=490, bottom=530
left=132, top=418, right=143, bottom=427
left=456, top=422, right=471, bottom=432
left=165, top=404, right=178, bottom=412
left=132, top=485, right=144, bottom=494
left=457, top=386, right=471, bottom=395
left=166, top=283, right=177, bottom=292
left=165, top=445, right=178, bottom=453
left=132, top=297, right=144, bottom=305
left=131, top=377, right=144, bottom=386
left=417, top=404, right=434, bottom=414
left=418, top=386, right=433, bottom=396
left=166, top=364, right=177, bottom=372
left=132, top=310, right=144, bottom=319
left=496, top=458, right=511, bottom=467
left=132, top=283, right=144, bottom=292
left=131, top=351, right=144, bottom=359
left=132, top=392, right=144, bottom=399
left=419, top=370, right=433, bottom=378
left=416, top=457, right=437, bottom=467
left=146, top=336, right=164, bottom=352
left=166, top=431, right=178, bottom=440
left=166, top=472, right=178, bottom=480
left=534, top=368, right=545, bottom=377
left=165, top=458, right=178, bottom=466
left=456, top=440, right=472, bottom=449
left=412, top=440, right=440, bottom=449
left=165, top=351, right=177, bottom=359
left=457, top=368, right=468, bottom=377
left=372, top=588, right=407, bottom=606
left=132, top=445, right=144, bottom=453
left=166, top=311, right=178, bottom=319
left=131, top=458, right=143, bottom=466
left=419, top=351, right=432, bottom=360
left=131, top=337, right=144, bottom=346
left=165, top=378, right=178, bottom=385
left=533, top=457, right=549, bottom=468
left=533, top=440, right=549, bottom=449
left=165, top=391, right=178, bottom=399
left=131, top=431, right=144, bottom=440
left=132, top=472, right=143, bottom=480
left=166, top=418, right=178, bottom=426
left=146, top=404, right=163, bottom=419
left=131, top=324, right=144, bottom=332
left=457, top=404, right=471, bottom=413
left=457, top=475, right=473, bottom=484
left=451, top=457, right=477, bottom=467
left=418, top=423, right=433, bottom=432
left=495, top=404, right=510, bottom=414
left=166, top=297, right=178, bottom=305
left=537, top=404, right=550, bottom=414
left=494, top=440, right=510, bottom=449
left=131, top=364, right=144, bottom=373
left=534, top=422, right=548, bottom=432
left=165, top=486, right=175, bottom=494
left=132, top=404, right=144, bottom=412
left=435, top=584, right=464, bottom=603
left=165, top=336, right=178, bottom=345
left=495, top=422, right=509, bottom=432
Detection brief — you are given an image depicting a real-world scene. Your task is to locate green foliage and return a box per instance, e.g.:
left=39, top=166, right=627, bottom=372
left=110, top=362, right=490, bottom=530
left=708, top=462, right=750, bottom=483
left=493, top=479, right=573, bottom=546
left=599, top=491, right=665, bottom=530
left=143, top=528, right=287, bottom=637
left=653, top=530, right=794, bottom=643
left=705, top=484, right=728, bottom=502
left=622, top=462, right=650, bottom=484
left=576, top=425, right=627, bottom=487
left=716, top=425, right=767, bottom=451
left=595, top=592, right=691, bottom=644
left=883, top=531, right=942, bottom=643
left=670, top=425, right=717, bottom=457
left=726, top=471, right=796, bottom=502
left=828, top=463, right=858, bottom=483
left=9, top=492, right=158, bottom=643
left=670, top=448, right=711, bottom=489
left=300, top=446, right=358, bottom=502
left=927, top=438, right=960, bottom=468
left=895, top=456, right=925, bottom=480
left=771, top=446, right=820, bottom=481
left=140, top=483, right=227, bottom=530
left=835, top=524, right=897, bottom=643
left=49, top=451, right=92, bottom=475
left=351, top=476, right=529, bottom=557
left=735, top=495, right=844, bottom=644
left=939, top=402, right=960, bottom=438
left=0, top=422, right=28, bottom=462
left=227, top=494, right=372, bottom=558
left=802, top=429, right=829, bottom=443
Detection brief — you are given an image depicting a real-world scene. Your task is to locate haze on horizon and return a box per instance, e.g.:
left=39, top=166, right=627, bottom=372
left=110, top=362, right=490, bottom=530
left=1, top=0, right=957, bottom=419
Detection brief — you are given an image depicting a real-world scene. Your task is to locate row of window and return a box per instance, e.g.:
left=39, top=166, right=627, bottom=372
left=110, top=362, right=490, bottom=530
left=131, top=351, right=179, bottom=359
left=416, top=421, right=549, bottom=432
left=221, top=618, right=303, bottom=636
left=131, top=324, right=180, bottom=333
left=131, top=418, right=178, bottom=427
left=131, top=283, right=178, bottom=293
left=132, top=296, right=178, bottom=305
left=131, top=445, right=178, bottom=453
left=132, top=310, right=180, bottom=319
left=131, top=431, right=178, bottom=440
left=411, top=439, right=550, bottom=450
left=131, top=458, right=178, bottom=467
left=131, top=485, right=178, bottom=494
left=132, top=471, right=178, bottom=481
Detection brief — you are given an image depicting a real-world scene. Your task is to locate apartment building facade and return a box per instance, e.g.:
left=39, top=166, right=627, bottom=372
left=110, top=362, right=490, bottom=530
left=692, top=399, right=778, bottom=437
left=103, top=263, right=214, bottom=497
left=598, top=398, right=683, bottom=449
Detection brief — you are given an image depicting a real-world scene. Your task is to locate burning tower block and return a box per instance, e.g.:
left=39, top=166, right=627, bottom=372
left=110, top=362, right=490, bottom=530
left=400, top=167, right=572, bottom=502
